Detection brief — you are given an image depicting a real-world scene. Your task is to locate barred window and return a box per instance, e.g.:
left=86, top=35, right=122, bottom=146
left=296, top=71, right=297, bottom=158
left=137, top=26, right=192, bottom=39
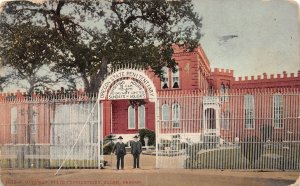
left=172, top=103, right=180, bottom=128
left=162, top=104, right=170, bottom=127
left=273, top=94, right=283, bottom=128
left=244, top=95, right=255, bottom=129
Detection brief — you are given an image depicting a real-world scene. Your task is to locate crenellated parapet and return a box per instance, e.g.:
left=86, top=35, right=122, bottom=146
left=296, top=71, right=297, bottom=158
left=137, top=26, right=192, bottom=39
left=232, top=70, right=300, bottom=89
left=234, top=71, right=300, bottom=82
left=210, top=68, right=234, bottom=77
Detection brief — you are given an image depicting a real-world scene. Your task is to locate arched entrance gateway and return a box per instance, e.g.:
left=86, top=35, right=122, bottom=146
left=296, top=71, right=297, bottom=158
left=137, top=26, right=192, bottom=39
left=96, top=68, right=223, bottom=169
left=97, top=68, right=159, bottom=168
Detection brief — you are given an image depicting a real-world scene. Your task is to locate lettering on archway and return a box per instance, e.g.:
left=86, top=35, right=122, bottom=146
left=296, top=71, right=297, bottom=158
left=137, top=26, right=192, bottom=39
left=98, top=69, right=157, bottom=102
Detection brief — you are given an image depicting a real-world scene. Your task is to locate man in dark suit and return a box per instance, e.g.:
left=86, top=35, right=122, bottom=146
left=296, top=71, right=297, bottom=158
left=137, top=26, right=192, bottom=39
left=112, top=136, right=126, bottom=170
left=131, top=135, right=142, bottom=169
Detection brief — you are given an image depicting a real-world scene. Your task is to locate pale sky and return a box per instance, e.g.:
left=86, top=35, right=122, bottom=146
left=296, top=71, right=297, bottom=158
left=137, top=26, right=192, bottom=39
left=194, top=0, right=300, bottom=78
left=0, top=0, right=299, bottom=79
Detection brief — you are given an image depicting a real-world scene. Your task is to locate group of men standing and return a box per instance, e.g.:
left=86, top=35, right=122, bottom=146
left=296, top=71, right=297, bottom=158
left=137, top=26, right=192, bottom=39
left=112, top=135, right=142, bottom=170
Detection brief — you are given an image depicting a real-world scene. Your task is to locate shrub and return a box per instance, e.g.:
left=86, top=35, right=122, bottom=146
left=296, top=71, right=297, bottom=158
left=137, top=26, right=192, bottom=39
left=139, top=129, right=155, bottom=146
left=103, top=142, right=114, bottom=155
left=103, top=134, right=116, bottom=155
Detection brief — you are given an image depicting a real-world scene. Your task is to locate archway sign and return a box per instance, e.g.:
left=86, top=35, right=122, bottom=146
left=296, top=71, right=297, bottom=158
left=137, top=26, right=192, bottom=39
left=97, top=68, right=159, bottom=169
left=98, top=69, right=157, bottom=102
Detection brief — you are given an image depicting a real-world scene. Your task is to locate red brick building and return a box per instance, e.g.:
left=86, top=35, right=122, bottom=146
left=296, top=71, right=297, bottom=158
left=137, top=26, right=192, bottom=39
left=0, top=45, right=300, bottom=144
left=101, top=45, right=300, bottom=143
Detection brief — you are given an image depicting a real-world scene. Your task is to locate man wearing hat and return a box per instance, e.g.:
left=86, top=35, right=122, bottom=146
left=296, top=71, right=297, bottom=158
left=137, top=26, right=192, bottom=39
left=112, top=136, right=126, bottom=170
left=131, top=135, right=142, bottom=169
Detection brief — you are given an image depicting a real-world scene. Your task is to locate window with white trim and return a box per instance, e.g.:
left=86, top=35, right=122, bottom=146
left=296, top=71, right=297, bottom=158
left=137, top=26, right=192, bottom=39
left=244, top=95, right=255, bottom=129
left=128, top=106, right=135, bottom=129
left=11, top=107, right=17, bottom=134
left=221, top=111, right=230, bottom=129
left=220, top=83, right=230, bottom=102
left=162, top=104, right=170, bottom=127
left=273, top=94, right=283, bottom=128
left=172, top=103, right=180, bottom=128
left=138, top=105, right=145, bottom=129
left=161, top=67, right=169, bottom=89
left=171, top=66, right=180, bottom=88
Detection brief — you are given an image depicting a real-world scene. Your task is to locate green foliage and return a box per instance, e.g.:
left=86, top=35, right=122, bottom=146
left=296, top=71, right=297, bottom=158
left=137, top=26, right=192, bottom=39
left=240, top=136, right=263, bottom=167
left=0, top=0, right=202, bottom=93
left=185, top=148, right=244, bottom=169
left=0, top=21, right=64, bottom=93
left=103, top=143, right=115, bottom=155
left=139, top=129, right=155, bottom=146
left=103, top=134, right=117, bottom=155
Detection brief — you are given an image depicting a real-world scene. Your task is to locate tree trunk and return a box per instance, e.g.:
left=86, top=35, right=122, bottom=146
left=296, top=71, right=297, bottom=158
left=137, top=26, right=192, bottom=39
left=81, top=57, right=108, bottom=93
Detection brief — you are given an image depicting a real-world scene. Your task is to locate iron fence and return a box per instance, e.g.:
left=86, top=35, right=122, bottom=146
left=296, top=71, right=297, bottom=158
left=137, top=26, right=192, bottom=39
left=156, top=90, right=300, bottom=170
left=0, top=90, right=299, bottom=170
left=0, top=93, right=102, bottom=169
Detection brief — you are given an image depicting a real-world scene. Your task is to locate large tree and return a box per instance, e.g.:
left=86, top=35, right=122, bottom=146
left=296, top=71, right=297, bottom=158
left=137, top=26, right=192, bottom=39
left=0, top=0, right=202, bottom=93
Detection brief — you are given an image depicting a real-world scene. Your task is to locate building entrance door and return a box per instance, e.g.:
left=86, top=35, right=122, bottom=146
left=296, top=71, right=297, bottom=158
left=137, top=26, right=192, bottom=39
left=205, top=108, right=216, bottom=132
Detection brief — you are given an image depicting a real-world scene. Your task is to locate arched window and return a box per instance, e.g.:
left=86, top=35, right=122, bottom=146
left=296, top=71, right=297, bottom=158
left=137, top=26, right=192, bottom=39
left=225, top=84, right=229, bottom=94
left=171, top=66, right=180, bottom=88
left=138, top=105, right=145, bottom=129
left=161, top=67, right=169, bottom=89
left=172, top=103, right=180, bottom=128
left=128, top=106, right=136, bottom=129
left=208, top=85, right=213, bottom=95
left=220, top=83, right=225, bottom=94
left=162, top=104, right=170, bottom=128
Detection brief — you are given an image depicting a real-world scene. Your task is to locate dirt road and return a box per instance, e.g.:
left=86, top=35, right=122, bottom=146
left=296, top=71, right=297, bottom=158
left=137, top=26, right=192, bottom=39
left=0, top=154, right=298, bottom=186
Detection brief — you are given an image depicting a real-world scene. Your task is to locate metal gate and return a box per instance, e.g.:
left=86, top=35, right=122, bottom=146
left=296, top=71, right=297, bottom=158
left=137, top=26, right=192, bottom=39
left=0, top=93, right=102, bottom=169
left=156, top=90, right=300, bottom=170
